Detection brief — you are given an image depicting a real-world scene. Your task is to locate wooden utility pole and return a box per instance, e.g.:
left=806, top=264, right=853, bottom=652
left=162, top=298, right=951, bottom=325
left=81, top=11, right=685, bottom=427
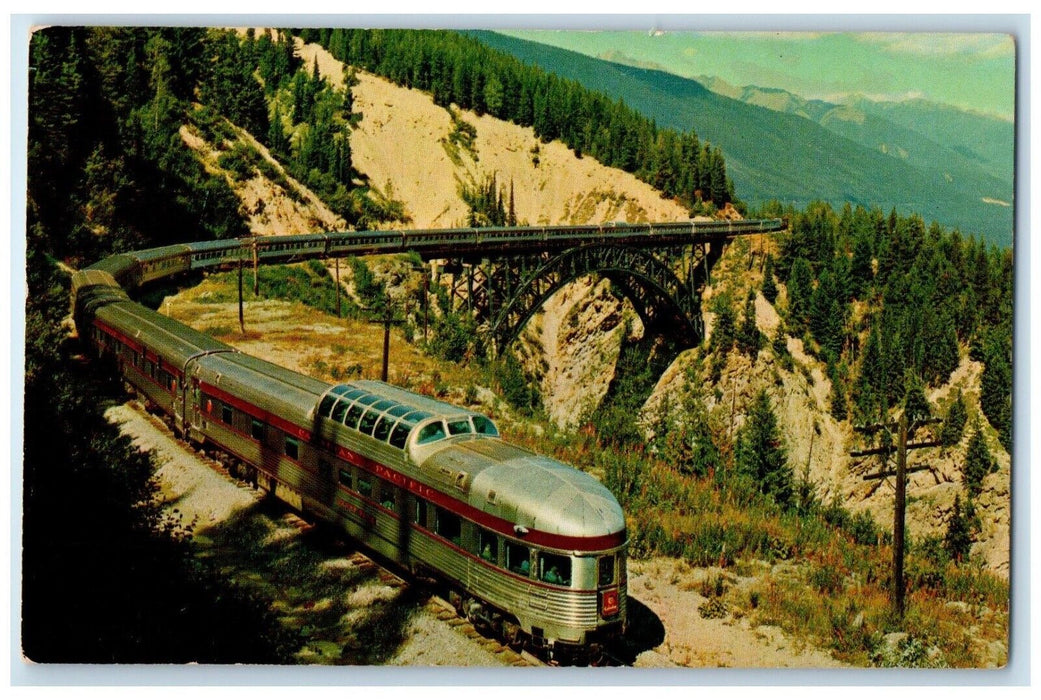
left=381, top=307, right=391, bottom=383
left=335, top=256, right=341, bottom=318
left=237, top=254, right=245, bottom=334
left=252, top=239, right=260, bottom=297
left=851, top=415, right=940, bottom=618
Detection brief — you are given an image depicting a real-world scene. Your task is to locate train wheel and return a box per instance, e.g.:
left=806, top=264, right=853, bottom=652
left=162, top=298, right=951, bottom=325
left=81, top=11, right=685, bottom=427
left=503, top=621, right=523, bottom=650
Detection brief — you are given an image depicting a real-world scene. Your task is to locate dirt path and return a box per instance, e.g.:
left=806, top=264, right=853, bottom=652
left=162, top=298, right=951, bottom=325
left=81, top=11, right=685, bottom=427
left=628, top=559, right=845, bottom=668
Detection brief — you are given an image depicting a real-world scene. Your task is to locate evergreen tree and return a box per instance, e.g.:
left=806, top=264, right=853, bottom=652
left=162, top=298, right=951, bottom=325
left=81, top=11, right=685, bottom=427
left=979, top=328, right=1013, bottom=452
left=786, top=257, right=813, bottom=330
left=963, top=418, right=995, bottom=498
left=761, top=253, right=778, bottom=304
left=710, top=295, right=736, bottom=355
left=736, top=289, right=762, bottom=358
left=498, top=352, right=539, bottom=414
left=940, top=389, right=968, bottom=447
left=809, top=269, right=844, bottom=362
left=944, top=495, right=977, bottom=563
left=734, top=390, right=793, bottom=508
left=850, top=228, right=875, bottom=297
left=829, top=360, right=850, bottom=422
left=902, top=371, right=933, bottom=426
left=854, top=323, right=885, bottom=422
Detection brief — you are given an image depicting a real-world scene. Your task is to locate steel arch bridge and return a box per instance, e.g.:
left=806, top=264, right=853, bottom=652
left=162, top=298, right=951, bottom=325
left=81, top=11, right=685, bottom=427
left=84, top=218, right=786, bottom=356
left=439, top=242, right=724, bottom=353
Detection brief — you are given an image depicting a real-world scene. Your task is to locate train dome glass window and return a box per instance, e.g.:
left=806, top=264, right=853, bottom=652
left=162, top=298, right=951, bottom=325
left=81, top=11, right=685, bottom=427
left=372, top=415, right=396, bottom=442
left=471, top=415, right=498, bottom=437
left=357, top=408, right=380, bottom=435
left=416, top=420, right=447, bottom=445
left=447, top=417, right=473, bottom=436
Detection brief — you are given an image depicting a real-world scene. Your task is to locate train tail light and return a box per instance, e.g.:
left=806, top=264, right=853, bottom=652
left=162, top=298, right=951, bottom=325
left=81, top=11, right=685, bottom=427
left=600, top=588, right=619, bottom=618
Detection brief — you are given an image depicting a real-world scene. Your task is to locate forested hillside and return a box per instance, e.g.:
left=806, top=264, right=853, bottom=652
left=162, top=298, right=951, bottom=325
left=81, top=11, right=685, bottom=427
left=23, top=26, right=1012, bottom=666
left=472, top=31, right=1014, bottom=248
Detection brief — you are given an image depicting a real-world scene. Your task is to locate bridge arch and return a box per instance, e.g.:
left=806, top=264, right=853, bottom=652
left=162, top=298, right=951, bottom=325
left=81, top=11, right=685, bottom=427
left=487, top=244, right=704, bottom=353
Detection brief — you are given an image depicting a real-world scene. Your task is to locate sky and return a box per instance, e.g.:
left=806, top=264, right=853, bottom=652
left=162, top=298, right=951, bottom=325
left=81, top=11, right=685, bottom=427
left=500, top=30, right=1017, bottom=121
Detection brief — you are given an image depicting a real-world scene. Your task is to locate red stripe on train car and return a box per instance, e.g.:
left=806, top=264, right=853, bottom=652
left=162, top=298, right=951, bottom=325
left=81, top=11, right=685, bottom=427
left=199, top=381, right=312, bottom=442
left=203, top=386, right=623, bottom=551
left=331, top=440, right=625, bottom=552
left=94, top=318, right=144, bottom=353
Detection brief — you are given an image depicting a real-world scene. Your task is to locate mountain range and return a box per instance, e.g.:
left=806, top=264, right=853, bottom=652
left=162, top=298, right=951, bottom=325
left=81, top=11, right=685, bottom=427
left=472, top=31, right=1014, bottom=247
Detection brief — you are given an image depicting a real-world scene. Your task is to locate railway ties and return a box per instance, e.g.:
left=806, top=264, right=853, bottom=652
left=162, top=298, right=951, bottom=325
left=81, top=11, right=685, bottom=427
left=426, top=595, right=543, bottom=667
left=277, top=512, right=542, bottom=666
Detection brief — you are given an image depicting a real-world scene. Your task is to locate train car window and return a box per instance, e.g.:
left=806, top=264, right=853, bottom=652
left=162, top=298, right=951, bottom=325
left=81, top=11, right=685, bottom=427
left=357, top=473, right=373, bottom=499
left=221, top=403, right=233, bottom=424
left=389, top=423, right=411, bottom=449
left=338, top=469, right=351, bottom=488
left=372, top=416, right=394, bottom=442
left=251, top=418, right=265, bottom=441
left=318, top=394, right=337, bottom=417
left=344, top=404, right=365, bottom=429
left=478, top=529, right=498, bottom=563
left=416, top=421, right=447, bottom=445
left=330, top=399, right=350, bottom=423
left=285, top=436, right=300, bottom=461
left=372, top=399, right=396, bottom=413
left=434, top=507, right=462, bottom=545
left=414, top=498, right=427, bottom=526
left=538, top=553, right=572, bottom=587
left=358, top=409, right=379, bottom=435
left=598, top=555, right=616, bottom=587
left=379, top=482, right=395, bottom=509
left=471, top=416, right=498, bottom=436
left=506, top=543, right=531, bottom=577
left=447, top=419, right=472, bottom=436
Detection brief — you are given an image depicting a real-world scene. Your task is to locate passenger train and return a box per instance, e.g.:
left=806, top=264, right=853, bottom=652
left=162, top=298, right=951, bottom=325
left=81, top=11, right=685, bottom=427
left=71, top=220, right=783, bottom=659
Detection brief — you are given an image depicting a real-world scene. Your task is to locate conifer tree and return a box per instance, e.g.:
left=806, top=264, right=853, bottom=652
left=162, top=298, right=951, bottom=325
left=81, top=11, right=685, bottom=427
left=786, top=257, right=813, bottom=330
left=735, top=390, right=793, bottom=508
left=963, top=418, right=995, bottom=498
left=944, top=495, right=977, bottom=563
left=736, top=289, right=762, bottom=358
left=761, top=253, right=778, bottom=304
left=979, top=328, right=1012, bottom=451
left=940, top=389, right=968, bottom=447
left=851, top=229, right=874, bottom=298
left=902, top=371, right=932, bottom=426
left=710, top=295, right=736, bottom=355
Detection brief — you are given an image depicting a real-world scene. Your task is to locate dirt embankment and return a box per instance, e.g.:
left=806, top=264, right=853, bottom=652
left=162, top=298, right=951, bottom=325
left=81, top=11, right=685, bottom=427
left=295, top=37, right=690, bottom=230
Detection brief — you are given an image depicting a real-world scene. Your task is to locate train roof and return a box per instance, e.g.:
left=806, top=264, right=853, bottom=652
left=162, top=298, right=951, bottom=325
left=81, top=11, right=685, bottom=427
left=96, top=301, right=231, bottom=364
left=194, top=352, right=328, bottom=431
left=422, top=439, right=626, bottom=542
